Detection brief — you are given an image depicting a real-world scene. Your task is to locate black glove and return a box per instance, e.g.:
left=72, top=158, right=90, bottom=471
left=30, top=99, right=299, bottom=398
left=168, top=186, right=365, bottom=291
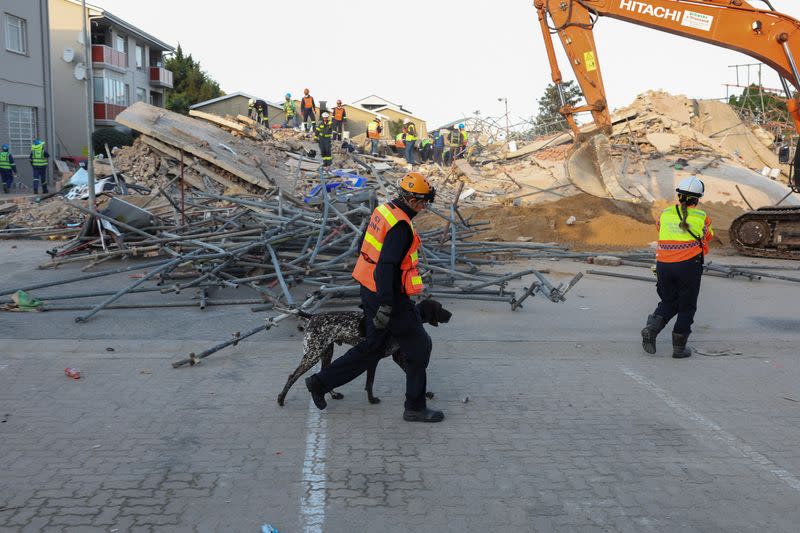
left=373, top=305, right=392, bottom=330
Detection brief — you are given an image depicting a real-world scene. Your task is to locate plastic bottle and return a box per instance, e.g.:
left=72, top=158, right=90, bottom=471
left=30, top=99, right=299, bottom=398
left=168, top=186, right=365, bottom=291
left=64, top=368, right=81, bottom=379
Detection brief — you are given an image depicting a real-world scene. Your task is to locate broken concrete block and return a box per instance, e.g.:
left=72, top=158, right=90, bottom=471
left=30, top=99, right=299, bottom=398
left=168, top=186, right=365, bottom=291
left=645, top=132, right=681, bottom=153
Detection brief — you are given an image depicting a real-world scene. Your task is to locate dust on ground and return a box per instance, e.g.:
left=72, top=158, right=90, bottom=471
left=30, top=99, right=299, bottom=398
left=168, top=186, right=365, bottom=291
left=418, top=193, right=746, bottom=251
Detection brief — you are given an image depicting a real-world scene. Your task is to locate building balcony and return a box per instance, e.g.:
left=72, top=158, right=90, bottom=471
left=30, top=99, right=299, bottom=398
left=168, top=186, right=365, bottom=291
left=94, top=103, right=127, bottom=124
left=92, top=45, right=127, bottom=73
left=149, top=67, right=174, bottom=89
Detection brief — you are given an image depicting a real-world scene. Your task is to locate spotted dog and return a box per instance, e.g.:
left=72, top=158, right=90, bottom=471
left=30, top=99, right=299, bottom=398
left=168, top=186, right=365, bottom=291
left=277, top=299, right=452, bottom=406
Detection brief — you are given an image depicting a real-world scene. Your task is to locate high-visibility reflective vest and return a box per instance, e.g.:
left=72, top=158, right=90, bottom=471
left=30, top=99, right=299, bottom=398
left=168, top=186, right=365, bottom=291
left=395, top=133, right=405, bottom=148
left=420, top=138, right=432, bottom=148
left=284, top=99, right=296, bottom=117
left=656, top=205, right=714, bottom=263
left=405, top=123, right=417, bottom=141
left=352, top=202, right=424, bottom=295
left=315, top=120, right=333, bottom=139
left=302, top=96, right=314, bottom=110
left=333, top=106, right=345, bottom=121
left=367, top=120, right=382, bottom=139
left=31, top=143, right=47, bottom=167
left=459, top=130, right=468, bottom=146
left=0, top=151, right=12, bottom=170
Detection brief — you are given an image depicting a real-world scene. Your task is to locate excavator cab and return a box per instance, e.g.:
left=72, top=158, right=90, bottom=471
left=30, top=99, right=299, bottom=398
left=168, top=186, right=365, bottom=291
left=791, top=138, right=800, bottom=193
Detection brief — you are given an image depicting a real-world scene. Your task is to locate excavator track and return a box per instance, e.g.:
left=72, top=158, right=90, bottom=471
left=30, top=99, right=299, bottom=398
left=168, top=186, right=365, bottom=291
left=729, top=206, right=800, bottom=259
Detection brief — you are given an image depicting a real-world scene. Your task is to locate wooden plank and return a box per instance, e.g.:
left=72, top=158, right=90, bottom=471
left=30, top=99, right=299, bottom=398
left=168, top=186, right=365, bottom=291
left=140, top=136, right=246, bottom=193
left=189, top=109, right=248, bottom=133
left=116, top=102, right=274, bottom=191
left=454, top=159, right=482, bottom=182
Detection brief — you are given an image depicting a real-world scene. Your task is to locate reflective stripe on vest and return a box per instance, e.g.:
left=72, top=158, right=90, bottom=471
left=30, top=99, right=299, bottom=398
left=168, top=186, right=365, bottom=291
left=284, top=100, right=296, bottom=116
left=31, top=144, right=47, bottom=167
left=352, top=202, right=424, bottom=295
left=367, top=121, right=381, bottom=139
left=333, top=107, right=345, bottom=121
left=0, top=152, right=11, bottom=170
left=395, top=133, right=405, bottom=148
left=302, top=96, right=314, bottom=110
left=656, top=206, right=713, bottom=263
left=405, top=124, right=417, bottom=141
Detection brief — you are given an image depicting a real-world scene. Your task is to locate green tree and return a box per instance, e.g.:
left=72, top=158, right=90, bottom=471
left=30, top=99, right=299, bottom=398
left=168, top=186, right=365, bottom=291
left=388, top=119, right=405, bottom=140
left=533, top=81, right=583, bottom=134
left=164, top=44, right=223, bottom=114
left=728, top=84, right=787, bottom=121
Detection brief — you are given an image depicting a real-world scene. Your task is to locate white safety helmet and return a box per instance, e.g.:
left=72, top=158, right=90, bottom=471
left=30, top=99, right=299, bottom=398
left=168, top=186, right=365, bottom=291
left=248, top=98, right=255, bottom=106
left=322, top=112, right=330, bottom=119
left=403, top=118, right=410, bottom=124
left=676, top=176, right=705, bottom=198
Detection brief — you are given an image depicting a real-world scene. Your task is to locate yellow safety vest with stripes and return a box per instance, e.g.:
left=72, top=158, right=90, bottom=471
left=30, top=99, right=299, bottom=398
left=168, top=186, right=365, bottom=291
left=31, top=143, right=47, bottom=167
left=656, top=205, right=714, bottom=263
left=352, top=202, right=424, bottom=295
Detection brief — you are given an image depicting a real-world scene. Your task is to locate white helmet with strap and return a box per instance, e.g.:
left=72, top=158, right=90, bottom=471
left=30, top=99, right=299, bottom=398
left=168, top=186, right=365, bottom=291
left=676, top=176, right=704, bottom=198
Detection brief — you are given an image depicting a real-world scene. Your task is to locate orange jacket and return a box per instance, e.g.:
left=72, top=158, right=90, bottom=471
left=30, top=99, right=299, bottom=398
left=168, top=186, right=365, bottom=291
left=352, top=202, right=423, bottom=295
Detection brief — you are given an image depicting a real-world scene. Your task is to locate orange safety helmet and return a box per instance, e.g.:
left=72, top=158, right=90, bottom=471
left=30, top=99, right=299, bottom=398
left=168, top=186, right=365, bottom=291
left=304, top=88, right=310, bottom=95
left=398, top=172, right=436, bottom=202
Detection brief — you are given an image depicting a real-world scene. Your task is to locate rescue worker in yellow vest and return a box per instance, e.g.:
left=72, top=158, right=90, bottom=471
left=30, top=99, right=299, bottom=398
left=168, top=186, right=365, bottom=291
left=367, top=116, right=382, bottom=155
left=331, top=99, right=347, bottom=141
left=403, top=118, right=417, bottom=165
left=306, top=173, right=444, bottom=422
left=282, top=93, right=299, bottom=128
left=315, top=112, right=334, bottom=167
left=30, top=139, right=49, bottom=194
left=641, top=176, right=714, bottom=358
left=300, top=88, right=317, bottom=132
left=1, top=144, right=18, bottom=194
left=394, top=132, right=405, bottom=152
left=453, top=123, right=468, bottom=159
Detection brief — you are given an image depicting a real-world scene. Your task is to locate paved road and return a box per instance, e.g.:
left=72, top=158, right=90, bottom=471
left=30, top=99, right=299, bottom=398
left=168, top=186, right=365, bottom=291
left=1, top=241, right=800, bottom=532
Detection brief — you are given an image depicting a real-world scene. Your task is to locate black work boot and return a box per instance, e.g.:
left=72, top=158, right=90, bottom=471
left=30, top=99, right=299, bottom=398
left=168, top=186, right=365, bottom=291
left=641, top=314, right=667, bottom=354
left=42, top=183, right=49, bottom=194
left=672, top=333, right=692, bottom=359
left=305, top=374, right=327, bottom=410
left=403, top=408, right=444, bottom=423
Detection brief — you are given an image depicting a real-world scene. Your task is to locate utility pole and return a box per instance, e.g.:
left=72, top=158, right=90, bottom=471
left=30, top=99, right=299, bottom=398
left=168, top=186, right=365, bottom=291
left=81, top=0, right=95, bottom=208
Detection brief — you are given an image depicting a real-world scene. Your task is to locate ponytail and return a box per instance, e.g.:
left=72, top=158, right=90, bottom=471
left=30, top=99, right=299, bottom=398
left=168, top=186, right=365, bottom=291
left=679, top=198, right=690, bottom=232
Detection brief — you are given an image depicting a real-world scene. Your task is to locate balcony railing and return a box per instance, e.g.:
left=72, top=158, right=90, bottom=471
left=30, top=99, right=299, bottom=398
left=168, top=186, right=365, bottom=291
left=149, top=67, right=174, bottom=89
left=93, top=103, right=127, bottom=122
left=91, top=45, right=127, bottom=72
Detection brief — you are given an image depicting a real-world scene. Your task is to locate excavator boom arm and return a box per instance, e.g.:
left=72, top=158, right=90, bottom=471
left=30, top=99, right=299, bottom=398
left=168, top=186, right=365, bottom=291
left=534, top=0, right=800, bottom=134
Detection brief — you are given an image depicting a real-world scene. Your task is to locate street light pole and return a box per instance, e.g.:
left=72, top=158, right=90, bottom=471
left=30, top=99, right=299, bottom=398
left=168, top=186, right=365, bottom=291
left=81, top=0, right=95, bottom=209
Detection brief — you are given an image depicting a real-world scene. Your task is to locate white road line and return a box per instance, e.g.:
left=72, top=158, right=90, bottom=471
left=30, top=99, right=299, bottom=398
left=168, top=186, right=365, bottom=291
left=300, top=399, right=327, bottom=533
left=621, top=366, right=800, bottom=493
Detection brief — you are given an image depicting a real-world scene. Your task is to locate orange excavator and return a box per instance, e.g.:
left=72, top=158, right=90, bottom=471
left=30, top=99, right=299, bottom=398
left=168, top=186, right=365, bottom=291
left=535, top=0, right=800, bottom=258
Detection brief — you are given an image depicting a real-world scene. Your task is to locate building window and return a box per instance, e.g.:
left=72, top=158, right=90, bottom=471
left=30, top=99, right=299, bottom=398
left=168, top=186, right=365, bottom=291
left=4, top=13, right=28, bottom=54
left=150, top=92, right=162, bottom=107
left=136, top=87, right=147, bottom=103
left=93, top=74, right=128, bottom=106
left=6, top=105, right=37, bottom=155
left=113, top=34, right=126, bottom=53
left=135, top=45, right=144, bottom=69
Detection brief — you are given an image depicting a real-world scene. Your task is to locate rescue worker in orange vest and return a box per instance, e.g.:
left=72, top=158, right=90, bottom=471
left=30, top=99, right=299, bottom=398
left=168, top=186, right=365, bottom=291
left=641, top=176, right=714, bottom=358
left=331, top=99, right=347, bottom=141
left=300, top=88, right=317, bottom=132
left=367, top=116, right=383, bottom=155
left=306, top=173, right=444, bottom=422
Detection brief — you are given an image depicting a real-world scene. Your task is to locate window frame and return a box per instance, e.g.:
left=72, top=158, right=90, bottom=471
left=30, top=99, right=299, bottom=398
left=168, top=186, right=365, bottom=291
left=4, top=13, right=28, bottom=55
left=6, top=105, right=37, bottom=156
left=135, top=44, right=144, bottom=69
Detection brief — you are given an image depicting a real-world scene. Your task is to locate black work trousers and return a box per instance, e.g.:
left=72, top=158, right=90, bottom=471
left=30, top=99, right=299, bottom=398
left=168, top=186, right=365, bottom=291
left=302, top=109, right=316, bottom=131
left=332, top=120, right=344, bottom=141
left=653, top=256, right=703, bottom=335
left=319, top=138, right=332, bottom=166
left=316, top=286, right=432, bottom=410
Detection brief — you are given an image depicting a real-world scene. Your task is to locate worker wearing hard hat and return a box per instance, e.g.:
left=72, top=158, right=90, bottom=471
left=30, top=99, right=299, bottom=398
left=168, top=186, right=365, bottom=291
left=248, top=98, right=269, bottom=127
left=282, top=93, right=299, bottom=128
left=402, top=118, right=417, bottom=165
left=641, top=176, right=714, bottom=359
left=367, top=116, right=383, bottom=155
left=0, top=144, right=18, bottom=194
left=331, top=100, right=347, bottom=141
left=306, top=172, right=444, bottom=423
left=432, top=130, right=446, bottom=166
left=315, top=112, right=334, bottom=167
left=452, top=123, right=468, bottom=159
left=300, top=88, right=317, bottom=133
left=30, top=139, right=49, bottom=194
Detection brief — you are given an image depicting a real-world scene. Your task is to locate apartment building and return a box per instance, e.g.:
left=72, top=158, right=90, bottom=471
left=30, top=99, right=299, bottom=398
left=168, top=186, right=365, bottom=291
left=49, top=0, right=174, bottom=159
left=0, top=0, right=56, bottom=187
